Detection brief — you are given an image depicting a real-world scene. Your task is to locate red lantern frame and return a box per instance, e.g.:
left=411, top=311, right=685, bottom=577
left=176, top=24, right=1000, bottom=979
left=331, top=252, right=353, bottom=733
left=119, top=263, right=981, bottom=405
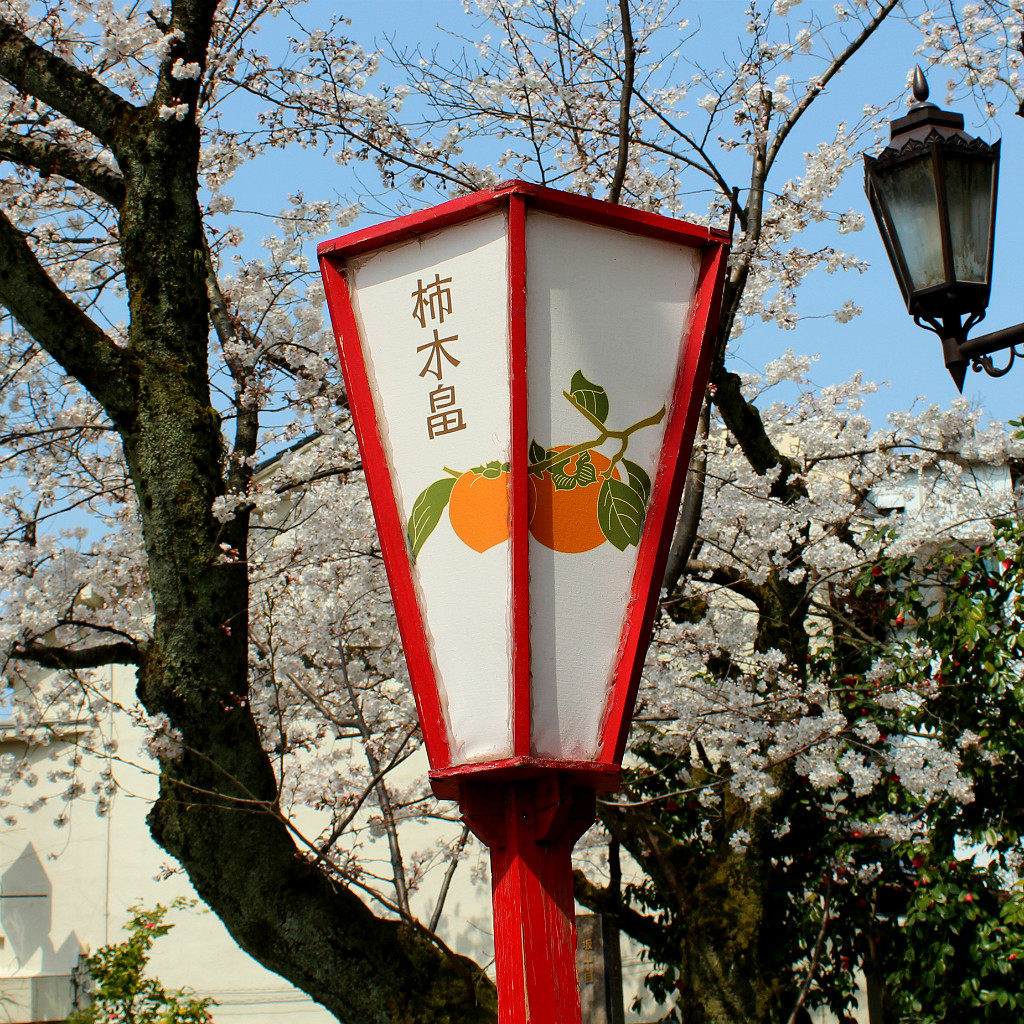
left=319, top=180, right=728, bottom=1024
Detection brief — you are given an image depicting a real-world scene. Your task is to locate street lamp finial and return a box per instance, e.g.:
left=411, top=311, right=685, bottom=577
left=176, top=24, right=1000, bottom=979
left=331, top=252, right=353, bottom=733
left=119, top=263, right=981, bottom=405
left=912, top=66, right=930, bottom=104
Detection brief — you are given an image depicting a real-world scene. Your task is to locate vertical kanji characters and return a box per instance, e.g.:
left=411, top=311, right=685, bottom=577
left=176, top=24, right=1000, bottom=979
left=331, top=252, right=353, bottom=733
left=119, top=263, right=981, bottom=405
left=426, top=385, right=466, bottom=438
left=410, top=273, right=453, bottom=328
left=411, top=270, right=466, bottom=438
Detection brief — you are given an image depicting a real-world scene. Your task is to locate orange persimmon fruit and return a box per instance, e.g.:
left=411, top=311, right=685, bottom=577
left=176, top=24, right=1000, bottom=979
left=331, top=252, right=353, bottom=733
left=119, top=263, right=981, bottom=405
left=448, top=467, right=510, bottom=552
left=528, top=446, right=618, bottom=553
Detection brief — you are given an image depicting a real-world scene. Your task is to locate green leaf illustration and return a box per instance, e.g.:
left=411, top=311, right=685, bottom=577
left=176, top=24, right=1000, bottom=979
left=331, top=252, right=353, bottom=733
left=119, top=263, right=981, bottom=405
left=622, top=458, right=652, bottom=508
left=408, top=476, right=458, bottom=559
left=570, top=369, right=609, bottom=424
left=528, top=439, right=547, bottom=468
left=470, top=459, right=509, bottom=479
left=550, top=449, right=596, bottom=490
left=597, top=476, right=645, bottom=551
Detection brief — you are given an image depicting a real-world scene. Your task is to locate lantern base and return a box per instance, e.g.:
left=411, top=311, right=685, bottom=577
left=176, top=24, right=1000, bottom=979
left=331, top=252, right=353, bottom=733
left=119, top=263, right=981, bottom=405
left=458, top=775, right=601, bottom=1024
left=430, top=756, right=620, bottom=800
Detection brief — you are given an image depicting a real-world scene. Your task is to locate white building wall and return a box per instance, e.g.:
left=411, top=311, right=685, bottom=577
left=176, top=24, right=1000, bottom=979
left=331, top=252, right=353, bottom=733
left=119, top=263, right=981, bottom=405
left=0, top=664, right=333, bottom=1024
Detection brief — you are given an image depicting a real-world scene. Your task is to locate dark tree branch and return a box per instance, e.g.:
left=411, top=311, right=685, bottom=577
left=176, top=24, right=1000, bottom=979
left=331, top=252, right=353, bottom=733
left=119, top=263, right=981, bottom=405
left=607, top=0, right=635, bottom=204
left=783, top=881, right=831, bottom=1024
left=13, top=640, right=144, bottom=669
left=0, top=129, right=125, bottom=206
left=709, top=2, right=899, bottom=489
left=711, top=366, right=799, bottom=488
left=599, top=801, right=692, bottom=918
left=573, top=868, right=665, bottom=951
left=0, top=208, right=134, bottom=426
left=0, top=17, right=136, bottom=150
left=152, top=0, right=218, bottom=114
left=764, top=0, right=901, bottom=176
left=686, top=560, right=765, bottom=606
left=169, top=0, right=220, bottom=58
left=429, top=824, right=470, bottom=934
left=203, top=240, right=259, bottom=493
left=663, top=398, right=710, bottom=594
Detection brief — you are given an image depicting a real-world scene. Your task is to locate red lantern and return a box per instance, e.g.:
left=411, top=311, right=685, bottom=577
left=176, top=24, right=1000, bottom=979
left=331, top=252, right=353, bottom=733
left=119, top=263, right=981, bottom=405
left=319, top=180, right=728, bottom=1024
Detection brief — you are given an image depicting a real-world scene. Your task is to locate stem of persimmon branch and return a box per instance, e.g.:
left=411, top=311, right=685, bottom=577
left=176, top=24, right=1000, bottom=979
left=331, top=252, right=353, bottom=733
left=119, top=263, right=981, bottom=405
left=528, top=393, right=666, bottom=477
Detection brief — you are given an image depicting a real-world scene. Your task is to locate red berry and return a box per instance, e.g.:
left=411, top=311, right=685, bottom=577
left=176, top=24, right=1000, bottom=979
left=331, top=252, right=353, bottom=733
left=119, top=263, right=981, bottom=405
left=872, top=565, right=883, bottom=577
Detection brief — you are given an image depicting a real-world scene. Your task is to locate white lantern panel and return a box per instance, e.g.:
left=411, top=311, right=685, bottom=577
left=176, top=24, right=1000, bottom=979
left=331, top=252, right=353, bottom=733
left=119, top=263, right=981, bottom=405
left=525, top=212, right=702, bottom=759
left=347, top=212, right=514, bottom=763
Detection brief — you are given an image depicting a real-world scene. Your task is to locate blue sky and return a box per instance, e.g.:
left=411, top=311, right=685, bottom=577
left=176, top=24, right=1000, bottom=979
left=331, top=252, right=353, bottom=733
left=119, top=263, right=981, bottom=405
left=234, top=0, right=1024, bottom=430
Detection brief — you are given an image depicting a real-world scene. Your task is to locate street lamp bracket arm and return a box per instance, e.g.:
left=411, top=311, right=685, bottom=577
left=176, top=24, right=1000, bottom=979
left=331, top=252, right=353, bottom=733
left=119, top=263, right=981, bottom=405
left=959, top=321, right=1024, bottom=377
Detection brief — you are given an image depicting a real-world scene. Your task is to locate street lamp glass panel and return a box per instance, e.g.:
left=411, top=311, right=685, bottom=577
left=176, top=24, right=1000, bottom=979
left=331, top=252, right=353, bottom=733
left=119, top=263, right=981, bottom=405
left=873, top=153, right=945, bottom=292
left=943, top=154, right=994, bottom=285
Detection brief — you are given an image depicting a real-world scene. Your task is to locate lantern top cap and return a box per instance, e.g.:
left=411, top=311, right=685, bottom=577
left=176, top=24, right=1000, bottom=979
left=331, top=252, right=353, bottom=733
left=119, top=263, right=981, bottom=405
left=885, top=68, right=968, bottom=146
left=316, top=179, right=728, bottom=262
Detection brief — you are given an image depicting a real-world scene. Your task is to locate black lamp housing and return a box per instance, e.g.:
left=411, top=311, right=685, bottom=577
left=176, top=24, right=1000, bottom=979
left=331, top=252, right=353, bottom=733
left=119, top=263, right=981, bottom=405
left=864, top=71, right=1006, bottom=389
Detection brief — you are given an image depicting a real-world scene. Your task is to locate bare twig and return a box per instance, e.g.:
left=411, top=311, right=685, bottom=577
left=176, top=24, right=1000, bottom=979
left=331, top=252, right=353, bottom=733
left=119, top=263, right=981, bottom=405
left=785, top=879, right=831, bottom=1024
left=338, top=655, right=412, bottom=918
left=428, top=824, right=471, bottom=933
left=607, top=0, right=635, bottom=204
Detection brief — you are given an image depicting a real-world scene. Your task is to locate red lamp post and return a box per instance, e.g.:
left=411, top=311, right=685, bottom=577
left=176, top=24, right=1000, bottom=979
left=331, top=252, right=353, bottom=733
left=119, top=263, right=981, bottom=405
left=318, top=180, right=728, bottom=1024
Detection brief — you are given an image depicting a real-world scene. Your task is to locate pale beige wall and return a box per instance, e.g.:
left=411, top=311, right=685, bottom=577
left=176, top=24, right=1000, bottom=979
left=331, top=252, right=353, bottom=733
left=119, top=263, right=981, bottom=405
left=0, top=664, right=331, bottom=1024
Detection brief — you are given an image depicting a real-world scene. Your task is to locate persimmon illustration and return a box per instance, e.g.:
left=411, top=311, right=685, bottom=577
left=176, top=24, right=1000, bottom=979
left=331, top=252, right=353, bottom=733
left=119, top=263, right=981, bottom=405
left=406, top=371, right=663, bottom=558
left=528, top=446, right=619, bottom=553
left=449, top=463, right=510, bottom=552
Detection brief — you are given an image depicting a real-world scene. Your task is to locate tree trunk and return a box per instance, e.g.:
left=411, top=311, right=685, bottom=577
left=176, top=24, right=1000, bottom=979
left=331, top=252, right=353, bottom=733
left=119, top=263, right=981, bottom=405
left=0, top=10, right=498, bottom=1020
left=675, top=848, right=772, bottom=1024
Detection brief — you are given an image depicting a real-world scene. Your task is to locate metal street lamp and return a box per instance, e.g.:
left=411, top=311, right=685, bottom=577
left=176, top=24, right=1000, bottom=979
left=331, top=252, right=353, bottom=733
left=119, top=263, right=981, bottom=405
left=864, top=68, right=1024, bottom=390
left=318, top=180, right=729, bottom=1024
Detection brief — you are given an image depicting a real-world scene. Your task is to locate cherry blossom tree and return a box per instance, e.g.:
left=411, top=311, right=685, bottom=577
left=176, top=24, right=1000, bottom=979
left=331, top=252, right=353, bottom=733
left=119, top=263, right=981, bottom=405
left=2, top=1, right=1023, bottom=1023
left=0, top=1, right=494, bottom=1021
left=320, top=2, right=1023, bottom=1019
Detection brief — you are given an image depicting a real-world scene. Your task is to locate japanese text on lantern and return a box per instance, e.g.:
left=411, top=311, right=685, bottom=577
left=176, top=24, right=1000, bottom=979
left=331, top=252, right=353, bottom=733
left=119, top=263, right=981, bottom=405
left=581, top=936, right=595, bottom=985
left=411, top=272, right=466, bottom=439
